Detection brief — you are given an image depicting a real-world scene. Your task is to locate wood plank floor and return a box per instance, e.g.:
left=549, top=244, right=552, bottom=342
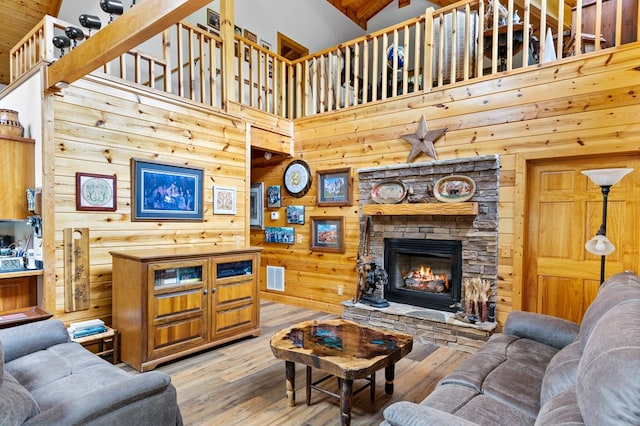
left=120, top=301, right=472, bottom=425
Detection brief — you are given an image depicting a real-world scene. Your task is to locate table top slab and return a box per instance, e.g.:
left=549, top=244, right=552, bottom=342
left=270, top=319, right=413, bottom=379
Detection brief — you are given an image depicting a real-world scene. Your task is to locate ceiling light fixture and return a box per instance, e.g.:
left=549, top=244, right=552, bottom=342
left=64, top=26, right=85, bottom=48
left=52, top=36, right=71, bottom=56
left=100, top=0, right=124, bottom=23
left=79, top=14, right=101, bottom=36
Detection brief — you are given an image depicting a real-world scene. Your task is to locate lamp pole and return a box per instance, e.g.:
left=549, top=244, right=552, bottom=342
left=582, top=167, right=633, bottom=285
left=597, top=185, right=611, bottom=285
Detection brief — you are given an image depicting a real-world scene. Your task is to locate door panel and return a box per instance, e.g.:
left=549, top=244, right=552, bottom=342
left=526, top=156, right=639, bottom=323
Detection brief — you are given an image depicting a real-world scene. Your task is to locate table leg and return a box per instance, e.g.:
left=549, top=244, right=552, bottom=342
left=285, top=361, right=295, bottom=406
left=340, top=378, right=354, bottom=426
left=306, top=366, right=312, bottom=406
left=385, top=364, right=395, bottom=395
left=370, top=371, right=376, bottom=401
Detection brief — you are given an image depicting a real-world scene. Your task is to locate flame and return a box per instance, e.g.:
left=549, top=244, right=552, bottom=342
left=410, top=265, right=450, bottom=289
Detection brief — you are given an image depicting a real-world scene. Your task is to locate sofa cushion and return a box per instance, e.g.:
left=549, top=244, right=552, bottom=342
left=421, top=383, right=535, bottom=425
left=539, top=341, right=581, bottom=407
left=440, top=333, right=557, bottom=418
left=535, top=388, right=583, bottom=425
left=576, top=300, right=640, bottom=425
left=0, top=320, right=69, bottom=363
left=0, top=370, right=40, bottom=425
left=578, top=271, right=640, bottom=350
left=5, top=342, right=131, bottom=412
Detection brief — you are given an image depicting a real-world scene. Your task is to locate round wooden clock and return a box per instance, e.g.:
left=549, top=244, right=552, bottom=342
left=283, top=159, right=312, bottom=198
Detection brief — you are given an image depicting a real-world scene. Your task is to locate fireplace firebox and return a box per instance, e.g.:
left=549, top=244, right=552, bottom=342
left=384, top=238, right=462, bottom=312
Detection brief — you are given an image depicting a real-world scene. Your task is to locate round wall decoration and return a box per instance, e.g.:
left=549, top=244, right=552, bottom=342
left=283, top=159, right=312, bottom=198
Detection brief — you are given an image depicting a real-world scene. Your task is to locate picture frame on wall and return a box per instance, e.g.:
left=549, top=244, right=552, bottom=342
left=206, top=8, right=220, bottom=31
left=213, top=186, right=236, bottom=214
left=250, top=182, right=264, bottom=229
left=76, top=172, right=117, bottom=211
left=286, top=205, right=305, bottom=225
left=244, top=29, right=258, bottom=43
left=265, top=226, right=295, bottom=244
left=267, top=185, right=281, bottom=208
left=131, top=158, right=204, bottom=221
left=317, top=167, right=352, bottom=206
left=310, top=216, right=345, bottom=253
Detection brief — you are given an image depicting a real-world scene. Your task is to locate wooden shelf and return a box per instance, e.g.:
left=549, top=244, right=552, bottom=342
left=362, top=202, right=478, bottom=216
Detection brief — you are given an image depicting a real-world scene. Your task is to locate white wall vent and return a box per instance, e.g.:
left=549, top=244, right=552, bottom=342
left=266, top=265, right=285, bottom=291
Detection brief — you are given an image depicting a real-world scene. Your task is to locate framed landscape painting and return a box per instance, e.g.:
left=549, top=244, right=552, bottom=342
left=317, top=167, right=352, bottom=206
left=131, top=158, right=204, bottom=221
left=310, top=216, right=345, bottom=253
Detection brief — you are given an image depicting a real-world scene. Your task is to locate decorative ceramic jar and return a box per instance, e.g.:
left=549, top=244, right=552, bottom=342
left=0, top=109, right=23, bottom=137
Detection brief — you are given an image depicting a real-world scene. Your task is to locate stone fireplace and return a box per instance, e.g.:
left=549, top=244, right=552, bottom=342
left=342, top=155, right=500, bottom=352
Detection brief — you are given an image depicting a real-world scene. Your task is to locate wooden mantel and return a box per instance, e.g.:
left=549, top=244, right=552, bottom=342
left=362, top=202, right=478, bottom=216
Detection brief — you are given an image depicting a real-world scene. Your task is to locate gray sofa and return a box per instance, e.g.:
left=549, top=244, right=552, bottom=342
left=382, top=270, right=640, bottom=426
left=0, top=319, right=182, bottom=425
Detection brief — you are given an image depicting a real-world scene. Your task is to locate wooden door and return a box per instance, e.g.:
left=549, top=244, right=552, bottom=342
left=525, top=156, right=640, bottom=323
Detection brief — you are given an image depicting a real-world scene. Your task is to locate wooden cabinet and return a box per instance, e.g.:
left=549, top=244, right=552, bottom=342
left=0, top=135, right=34, bottom=219
left=111, top=246, right=262, bottom=372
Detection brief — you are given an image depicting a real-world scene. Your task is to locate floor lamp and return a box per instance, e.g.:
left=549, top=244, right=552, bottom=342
left=581, top=168, right=633, bottom=284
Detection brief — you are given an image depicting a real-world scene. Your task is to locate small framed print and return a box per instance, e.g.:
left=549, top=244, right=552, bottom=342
left=266, top=226, right=295, bottom=244
left=244, top=29, right=257, bottom=43
left=267, top=185, right=281, bottom=208
left=206, top=8, right=220, bottom=31
left=317, top=167, right=352, bottom=206
left=76, top=172, right=117, bottom=211
left=260, top=39, right=271, bottom=51
left=310, top=216, right=345, bottom=253
left=286, top=205, right=305, bottom=225
left=250, top=183, right=264, bottom=229
left=213, top=186, right=236, bottom=214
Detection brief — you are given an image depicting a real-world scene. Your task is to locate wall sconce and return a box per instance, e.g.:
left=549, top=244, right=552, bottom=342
left=52, top=35, right=71, bottom=56
left=582, top=167, right=633, bottom=284
left=264, top=151, right=272, bottom=160
left=100, top=0, right=124, bottom=23
left=64, top=26, right=85, bottom=48
left=79, top=14, right=101, bottom=36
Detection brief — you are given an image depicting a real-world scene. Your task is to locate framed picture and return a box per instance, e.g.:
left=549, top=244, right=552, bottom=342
left=244, top=29, right=257, bottom=43
left=260, top=39, right=271, bottom=51
left=310, top=216, right=345, bottom=253
left=286, top=205, right=305, bottom=225
left=317, top=167, right=352, bottom=206
left=206, top=8, right=220, bottom=31
left=131, top=158, right=204, bottom=221
left=250, top=183, right=264, bottom=229
left=267, top=185, right=281, bottom=208
left=265, top=226, right=295, bottom=244
left=213, top=186, right=236, bottom=214
left=76, top=172, right=117, bottom=211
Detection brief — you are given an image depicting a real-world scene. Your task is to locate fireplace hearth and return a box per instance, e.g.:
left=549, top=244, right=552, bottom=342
left=384, top=238, right=461, bottom=312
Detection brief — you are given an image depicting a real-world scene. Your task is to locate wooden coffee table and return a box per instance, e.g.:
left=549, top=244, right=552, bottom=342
left=270, top=319, right=413, bottom=425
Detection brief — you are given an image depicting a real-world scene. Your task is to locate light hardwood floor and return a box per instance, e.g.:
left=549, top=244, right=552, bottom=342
left=120, top=301, right=471, bottom=425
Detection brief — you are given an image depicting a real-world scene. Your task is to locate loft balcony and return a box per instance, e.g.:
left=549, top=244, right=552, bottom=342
left=9, top=0, right=639, bottom=123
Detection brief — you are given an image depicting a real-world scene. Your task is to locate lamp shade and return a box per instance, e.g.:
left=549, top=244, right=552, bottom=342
left=585, top=234, right=615, bottom=256
left=582, top=168, right=633, bottom=186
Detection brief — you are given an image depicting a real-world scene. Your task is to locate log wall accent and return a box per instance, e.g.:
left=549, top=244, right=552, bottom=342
left=253, top=44, right=640, bottom=324
left=47, top=75, right=249, bottom=324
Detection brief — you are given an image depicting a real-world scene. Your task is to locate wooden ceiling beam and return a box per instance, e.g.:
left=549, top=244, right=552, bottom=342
left=326, top=0, right=369, bottom=29
left=46, top=0, right=212, bottom=90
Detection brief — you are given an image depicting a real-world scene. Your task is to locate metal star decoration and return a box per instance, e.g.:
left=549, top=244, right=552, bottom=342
left=401, top=116, right=446, bottom=162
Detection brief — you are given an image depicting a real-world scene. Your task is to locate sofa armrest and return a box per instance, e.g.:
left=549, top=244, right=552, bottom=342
left=383, top=401, right=479, bottom=426
left=24, top=371, right=178, bottom=425
left=503, top=311, right=579, bottom=349
left=0, top=320, right=69, bottom=362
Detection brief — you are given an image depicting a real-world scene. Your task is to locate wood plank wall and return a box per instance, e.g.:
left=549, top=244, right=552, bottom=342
left=253, top=44, right=640, bottom=324
left=48, top=75, right=249, bottom=324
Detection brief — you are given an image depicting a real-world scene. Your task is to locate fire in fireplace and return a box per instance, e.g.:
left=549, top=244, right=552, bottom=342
left=384, top=238, right=462, bottom=312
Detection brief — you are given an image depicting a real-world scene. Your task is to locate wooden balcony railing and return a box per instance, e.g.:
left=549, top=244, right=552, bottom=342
left=10, top=0, right=640, bottom=118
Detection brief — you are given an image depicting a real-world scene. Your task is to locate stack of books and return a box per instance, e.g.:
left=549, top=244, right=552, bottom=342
left=68, top=319, right=107, bottom=339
